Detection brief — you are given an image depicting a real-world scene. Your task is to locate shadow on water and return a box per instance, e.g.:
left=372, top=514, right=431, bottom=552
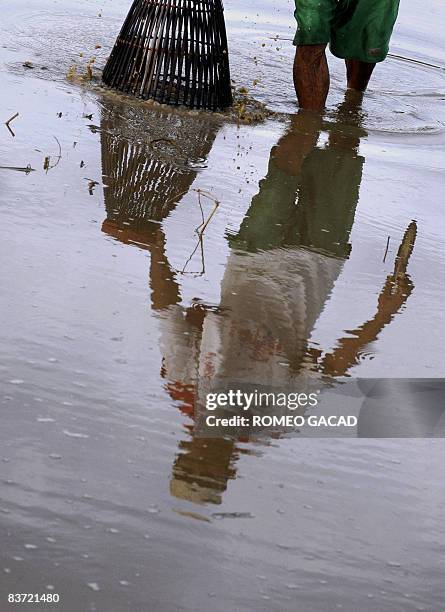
left=100, top=92, right=416, bottom=506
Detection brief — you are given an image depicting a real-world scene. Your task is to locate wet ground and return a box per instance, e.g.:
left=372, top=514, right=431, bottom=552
left=1, top=1, right=445, bottom=610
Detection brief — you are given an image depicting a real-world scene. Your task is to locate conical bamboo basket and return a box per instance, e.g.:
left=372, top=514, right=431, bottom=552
left=102, top=0, right=232, bottom=110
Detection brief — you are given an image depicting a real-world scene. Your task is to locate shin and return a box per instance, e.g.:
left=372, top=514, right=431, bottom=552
left=293, top=44, right=329, bottom=111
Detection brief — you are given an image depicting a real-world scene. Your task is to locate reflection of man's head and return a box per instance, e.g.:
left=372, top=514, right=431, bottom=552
left=170, top=437, right=237, bottom=505
left=112, top=93, right=370, bottom=508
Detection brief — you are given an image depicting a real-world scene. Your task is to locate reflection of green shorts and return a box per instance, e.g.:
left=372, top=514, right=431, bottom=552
left=294, top=0, right=400, bottom=63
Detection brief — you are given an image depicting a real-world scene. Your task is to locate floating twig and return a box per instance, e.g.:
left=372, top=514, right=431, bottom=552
left=0, top=164, right=34, bottom=174
left=194, top=189, right=220, bottom=236
left=43, top=136, right=62, bottom=172
left=5, top=112, right=19, bottom=137
left=5, top=112, right=19, bottom=125
left=178, top=233, right=206, bottom=276
left=165, top=188, right=220, bottom=236
left=165, top=188, right=220, bottom=277
left=49, top=136, right=62, bottom=169
left=383, top=236, right=391, bottom=263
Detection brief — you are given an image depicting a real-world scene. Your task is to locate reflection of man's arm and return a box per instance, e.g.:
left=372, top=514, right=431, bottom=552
left=321, top=222, right=417, bottom=377
left=149, top=227, right=181, bottom=311
left=273, top=111, right=323, bottom=176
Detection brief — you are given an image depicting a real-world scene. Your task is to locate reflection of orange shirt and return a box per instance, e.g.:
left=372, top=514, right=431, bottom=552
left=164, top=380, right=195, bottom=417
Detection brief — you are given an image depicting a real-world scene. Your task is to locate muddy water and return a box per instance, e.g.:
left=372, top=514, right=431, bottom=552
left=1, top=1, right=445, bottom=611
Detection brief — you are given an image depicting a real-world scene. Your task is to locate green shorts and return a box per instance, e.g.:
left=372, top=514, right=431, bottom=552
left=294, top=0, right=400, bottom=63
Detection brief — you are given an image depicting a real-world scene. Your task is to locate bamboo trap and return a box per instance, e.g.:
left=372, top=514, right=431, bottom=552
left=102, top=0, right=232, bottom=111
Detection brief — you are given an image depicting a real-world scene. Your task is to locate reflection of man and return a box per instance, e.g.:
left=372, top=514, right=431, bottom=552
left=101, top=95, right=416, bottom=505
left=293, top=0, right=400, bottom=109
left=197, top=97, right=366, bottom=394
left=156, top=95, right=415, bottom=503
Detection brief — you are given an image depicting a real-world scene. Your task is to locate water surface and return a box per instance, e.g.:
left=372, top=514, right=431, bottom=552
left=1, top=1, right=445, bottom=610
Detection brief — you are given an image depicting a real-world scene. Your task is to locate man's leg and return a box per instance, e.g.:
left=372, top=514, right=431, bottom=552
left=293, top=44, right=329, bottom=111
left=345, top=59, right=376, bottom=92
left=336, top=0, right=400, bottom=90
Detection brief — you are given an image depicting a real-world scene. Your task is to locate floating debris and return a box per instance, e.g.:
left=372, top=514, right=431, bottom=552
left=85, top=178, right=99, bottom=195
left=0, top=164, right=34, bottom=174
left=43, top=136, right=62, bottom=171
left=231, top=89, right=272, bottom=124
left=66, top=64, right=77, bottom=80
left=85, top=58, right=95, bottom=81
left=174, top=509, right=211, bottom=523
left=4, top=112, right=19, bottom=137
left=211, top=512, right=255, bottom=519
left=62, top=430, right=89, bottom=439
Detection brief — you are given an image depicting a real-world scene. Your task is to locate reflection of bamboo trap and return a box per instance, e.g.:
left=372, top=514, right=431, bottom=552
left=100, top=109, right=218, bottom=248
left=102, top=0, right=232, bottom=110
